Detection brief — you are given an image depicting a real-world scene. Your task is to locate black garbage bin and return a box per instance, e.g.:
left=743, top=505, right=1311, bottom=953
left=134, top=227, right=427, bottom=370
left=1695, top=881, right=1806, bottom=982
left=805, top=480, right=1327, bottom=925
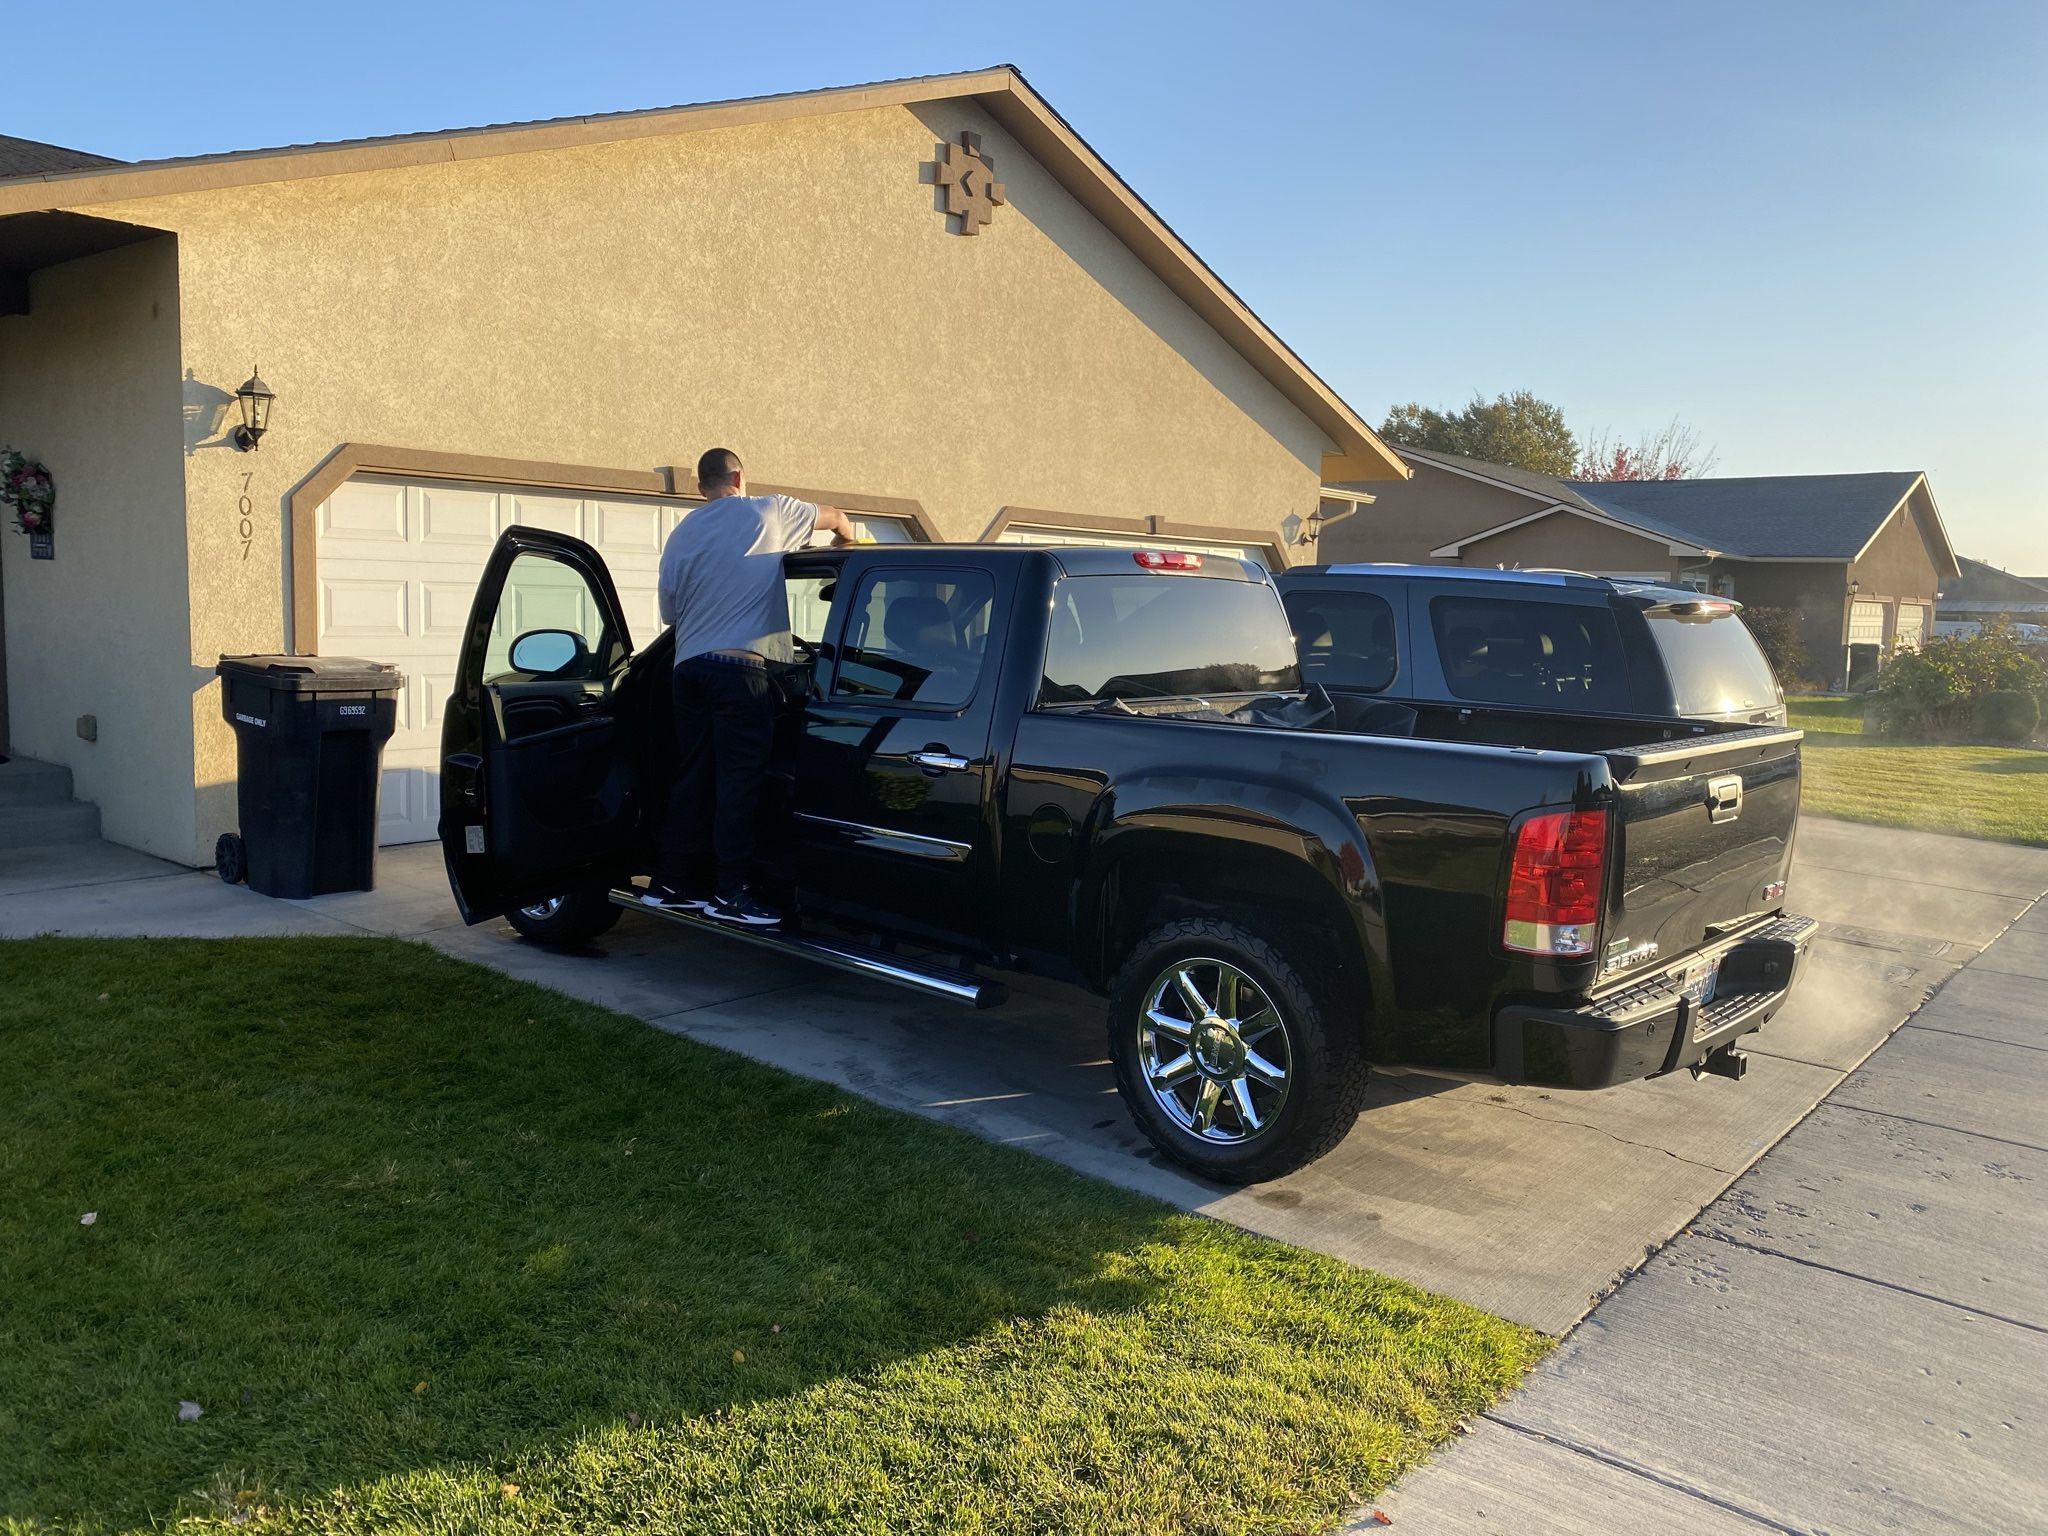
left=216, top=654, right=403, bottom=898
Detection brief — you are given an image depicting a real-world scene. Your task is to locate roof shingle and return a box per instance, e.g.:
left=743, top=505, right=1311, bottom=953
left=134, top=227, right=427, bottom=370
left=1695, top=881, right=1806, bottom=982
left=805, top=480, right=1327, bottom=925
left=0, top=134, right=122, bottom=179
left=1568, top=472, right=1924, bottom=561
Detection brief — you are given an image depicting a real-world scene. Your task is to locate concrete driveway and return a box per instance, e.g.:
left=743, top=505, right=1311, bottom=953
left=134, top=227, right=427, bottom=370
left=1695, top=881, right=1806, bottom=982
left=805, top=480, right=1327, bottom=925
left=6, top=815, right=2045, bottom=1334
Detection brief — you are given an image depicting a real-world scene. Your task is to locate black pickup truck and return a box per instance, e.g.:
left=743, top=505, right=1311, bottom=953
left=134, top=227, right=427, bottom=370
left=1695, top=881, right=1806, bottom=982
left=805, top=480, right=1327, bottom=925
left=441, top=530, right=1814, bottom=1181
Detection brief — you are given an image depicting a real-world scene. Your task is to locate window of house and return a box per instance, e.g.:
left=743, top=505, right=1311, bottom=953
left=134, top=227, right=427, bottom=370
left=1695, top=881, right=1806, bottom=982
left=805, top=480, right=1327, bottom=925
left=1428, top=595, right=1630, bottom=710
left=1282, top=588, right=1399, bottom=692
left=831, top=569, right=995, bottom=707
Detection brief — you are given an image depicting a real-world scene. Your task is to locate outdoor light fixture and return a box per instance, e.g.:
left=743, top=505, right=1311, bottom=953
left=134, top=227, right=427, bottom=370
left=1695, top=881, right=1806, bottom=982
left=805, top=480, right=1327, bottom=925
left=231, top=368, right=275, bottom=451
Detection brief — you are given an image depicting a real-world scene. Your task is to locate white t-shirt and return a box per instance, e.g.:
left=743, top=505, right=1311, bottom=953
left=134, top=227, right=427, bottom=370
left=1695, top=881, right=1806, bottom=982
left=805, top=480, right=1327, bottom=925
left=658, top=493, right=819, bottom=663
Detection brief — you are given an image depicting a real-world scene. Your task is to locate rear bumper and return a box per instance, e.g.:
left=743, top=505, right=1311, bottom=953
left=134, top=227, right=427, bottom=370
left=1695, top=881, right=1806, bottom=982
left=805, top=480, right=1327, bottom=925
left=1493, top=913, right=1817, bottom=1090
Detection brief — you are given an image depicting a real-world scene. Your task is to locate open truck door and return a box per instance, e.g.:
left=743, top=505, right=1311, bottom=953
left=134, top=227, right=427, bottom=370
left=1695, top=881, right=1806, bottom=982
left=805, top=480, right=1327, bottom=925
left=440, top=527, right=637, bottom=923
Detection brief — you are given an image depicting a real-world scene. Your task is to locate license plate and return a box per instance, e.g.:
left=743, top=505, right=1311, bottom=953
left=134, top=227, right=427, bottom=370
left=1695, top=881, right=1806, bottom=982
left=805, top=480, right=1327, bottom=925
left=1681, top=956, right=1721, bottom=1007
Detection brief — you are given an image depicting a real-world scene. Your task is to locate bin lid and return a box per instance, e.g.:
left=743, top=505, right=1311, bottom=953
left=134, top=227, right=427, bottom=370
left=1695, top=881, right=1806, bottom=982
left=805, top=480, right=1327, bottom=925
left=216, top=654, right=404, bottom=692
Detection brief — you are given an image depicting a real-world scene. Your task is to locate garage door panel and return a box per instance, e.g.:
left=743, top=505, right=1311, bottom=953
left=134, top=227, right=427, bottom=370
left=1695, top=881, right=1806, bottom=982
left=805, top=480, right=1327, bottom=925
left=320, top=481, right=407, bottom=542
left=591, top=500, right=665, bottom=552
left=417, top=486, right=501, bottom=546
left=322, top=577, right=410, bottom=641
left=504, top=493, right=584, bottom=538
left=420, top=580, right=481, bottom=638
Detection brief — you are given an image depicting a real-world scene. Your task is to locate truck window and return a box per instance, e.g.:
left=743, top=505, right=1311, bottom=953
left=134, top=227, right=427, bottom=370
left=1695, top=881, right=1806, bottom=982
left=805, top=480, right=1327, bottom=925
left=1429, top=595, right=1629, bottom=710
left=832, top=570, right=994, bottom=707
left=1039, top=575, right=1301, bottom=705
left=1651, top=610, right=1783, bottom=717
left=1283, top=589, right=1398, bottom=693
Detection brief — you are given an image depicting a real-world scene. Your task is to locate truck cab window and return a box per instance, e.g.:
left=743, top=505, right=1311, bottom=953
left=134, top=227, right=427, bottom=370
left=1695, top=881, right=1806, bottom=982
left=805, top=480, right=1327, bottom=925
left=1429, top=595, right=1628, bottom=711
left=1039, top=574, right=1300, bottom=705
left=1283, top=588, right=1398, bottom=692
left=831, top=570, right=994, bottom=707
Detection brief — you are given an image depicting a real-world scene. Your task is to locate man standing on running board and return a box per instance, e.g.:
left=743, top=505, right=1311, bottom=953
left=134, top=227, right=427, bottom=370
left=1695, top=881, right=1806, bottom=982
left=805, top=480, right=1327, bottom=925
left=643, top=447, right=855, bottom=927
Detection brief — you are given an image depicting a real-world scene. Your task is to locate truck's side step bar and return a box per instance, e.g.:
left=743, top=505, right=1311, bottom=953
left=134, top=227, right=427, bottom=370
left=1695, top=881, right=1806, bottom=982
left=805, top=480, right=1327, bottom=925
left=607, top=889, right=1007, bottom=1009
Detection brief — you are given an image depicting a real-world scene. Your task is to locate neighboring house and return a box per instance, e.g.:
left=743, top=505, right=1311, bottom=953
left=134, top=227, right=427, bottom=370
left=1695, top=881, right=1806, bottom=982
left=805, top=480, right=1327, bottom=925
left=1937, top=557, right=2048, bottom=628
left=0, top=67, right=1406, bottom=863
left=1320, top=448, right=1959, bottom=686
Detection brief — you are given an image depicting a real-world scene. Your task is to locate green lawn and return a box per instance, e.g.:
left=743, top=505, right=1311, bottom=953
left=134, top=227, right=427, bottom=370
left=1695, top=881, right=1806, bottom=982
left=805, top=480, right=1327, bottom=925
left=1788, top=696, right=2048, bottom=845
left=0, top=938, right=1541, bottom=1536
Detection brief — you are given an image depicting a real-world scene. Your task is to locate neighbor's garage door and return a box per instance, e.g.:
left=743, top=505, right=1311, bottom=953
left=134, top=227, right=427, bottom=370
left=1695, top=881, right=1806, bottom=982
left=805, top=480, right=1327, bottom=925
left=315, top=476, right=695, bottom=845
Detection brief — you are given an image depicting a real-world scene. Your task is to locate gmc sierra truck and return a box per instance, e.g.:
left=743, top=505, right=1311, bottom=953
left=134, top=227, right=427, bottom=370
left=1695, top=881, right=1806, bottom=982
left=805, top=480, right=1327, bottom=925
left=441, top=530, right=1814, bottom=1182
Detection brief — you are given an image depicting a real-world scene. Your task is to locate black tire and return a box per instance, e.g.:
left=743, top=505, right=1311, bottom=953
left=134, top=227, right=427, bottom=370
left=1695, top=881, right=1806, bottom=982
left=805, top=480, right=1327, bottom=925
left=214, top=833, right=247, bottom=885
left=1108, top=915, right=1370, bottom=1183
left=506, top=886, right=621, bottom=945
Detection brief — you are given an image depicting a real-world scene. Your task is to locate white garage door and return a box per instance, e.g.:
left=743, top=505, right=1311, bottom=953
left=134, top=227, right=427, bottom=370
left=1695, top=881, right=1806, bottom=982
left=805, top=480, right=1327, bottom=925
left=315, top=477, right=920, bottom=846
left=315, top=476, right=696, bottom=846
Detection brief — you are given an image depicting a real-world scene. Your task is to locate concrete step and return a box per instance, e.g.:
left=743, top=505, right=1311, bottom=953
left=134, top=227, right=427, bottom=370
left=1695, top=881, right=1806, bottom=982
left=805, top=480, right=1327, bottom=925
left=0, top=756, right=75, bottom=808
left=0, top=799, right=100, bottom=850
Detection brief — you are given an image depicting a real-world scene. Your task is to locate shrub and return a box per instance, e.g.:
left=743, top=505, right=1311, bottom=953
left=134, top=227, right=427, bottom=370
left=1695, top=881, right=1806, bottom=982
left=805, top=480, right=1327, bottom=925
left=1978, top=689, right=2041, bottom=743
left=1740, top=607, right=1808, bottom=688
left=1874, top=620, right=2048, bottom=738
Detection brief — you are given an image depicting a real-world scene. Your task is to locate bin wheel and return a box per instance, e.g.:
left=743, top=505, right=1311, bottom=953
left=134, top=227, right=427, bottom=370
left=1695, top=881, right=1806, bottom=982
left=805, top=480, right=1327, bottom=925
left=215, top=833, right=248, bottom=886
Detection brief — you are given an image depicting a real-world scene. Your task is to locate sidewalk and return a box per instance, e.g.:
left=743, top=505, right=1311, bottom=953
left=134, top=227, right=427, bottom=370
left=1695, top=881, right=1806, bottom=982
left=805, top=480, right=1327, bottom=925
left=1370, top=901, right=2048, bottom=1535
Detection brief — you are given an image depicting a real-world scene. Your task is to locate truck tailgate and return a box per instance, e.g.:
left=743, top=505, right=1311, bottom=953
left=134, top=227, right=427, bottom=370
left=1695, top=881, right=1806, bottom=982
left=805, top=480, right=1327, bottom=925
left=1603, top=726, right=1802, bottom=965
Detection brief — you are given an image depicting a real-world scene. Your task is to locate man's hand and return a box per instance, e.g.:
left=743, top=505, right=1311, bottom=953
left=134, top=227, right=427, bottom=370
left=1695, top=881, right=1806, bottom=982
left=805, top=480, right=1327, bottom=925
left=816, top=505, right=862, bottom=546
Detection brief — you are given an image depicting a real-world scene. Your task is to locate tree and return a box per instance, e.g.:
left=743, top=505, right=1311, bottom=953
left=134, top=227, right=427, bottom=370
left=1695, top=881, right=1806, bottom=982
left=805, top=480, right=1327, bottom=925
left=1576, top=417, right=1718, bottom=481
left=1378, top=390, right=1579, bottom=478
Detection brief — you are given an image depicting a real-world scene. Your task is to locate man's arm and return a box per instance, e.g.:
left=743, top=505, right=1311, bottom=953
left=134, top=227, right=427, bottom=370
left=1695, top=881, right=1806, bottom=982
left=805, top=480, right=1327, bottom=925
left=814, top=505, right=860, bottom=547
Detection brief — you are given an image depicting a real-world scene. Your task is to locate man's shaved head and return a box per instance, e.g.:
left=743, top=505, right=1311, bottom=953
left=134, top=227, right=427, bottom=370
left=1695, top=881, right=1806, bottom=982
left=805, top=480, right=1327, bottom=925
left=697, top=448, right=744, bottom=495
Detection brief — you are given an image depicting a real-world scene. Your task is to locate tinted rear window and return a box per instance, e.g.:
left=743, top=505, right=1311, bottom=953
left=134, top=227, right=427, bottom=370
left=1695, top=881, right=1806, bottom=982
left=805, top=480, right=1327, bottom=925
left=1283, top=588, right=1398, bottom=692
left=1651, top=610, right=1783, bottom=717
left=1429, top=595, right=1630, bottom=710
left=1040, top=574, right=1301, bottom=704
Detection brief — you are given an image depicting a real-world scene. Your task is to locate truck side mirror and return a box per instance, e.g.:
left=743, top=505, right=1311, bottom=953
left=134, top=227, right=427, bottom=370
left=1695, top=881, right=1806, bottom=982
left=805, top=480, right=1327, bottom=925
left=509, top=628, right=591, bottom=679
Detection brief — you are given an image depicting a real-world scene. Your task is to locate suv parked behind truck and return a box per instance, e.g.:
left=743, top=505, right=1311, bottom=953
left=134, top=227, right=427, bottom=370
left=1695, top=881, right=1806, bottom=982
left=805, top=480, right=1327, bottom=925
left=441, top=531, right=1814, bottom=1181
left=1276, top=564, right=1787, bottom=727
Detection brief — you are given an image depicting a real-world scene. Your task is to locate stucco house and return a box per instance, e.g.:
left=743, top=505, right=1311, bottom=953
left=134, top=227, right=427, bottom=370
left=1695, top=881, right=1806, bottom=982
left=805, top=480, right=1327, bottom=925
left=1321, top=448, right=1958, bottom=686
left=0, top=67, right=1407, bottom=865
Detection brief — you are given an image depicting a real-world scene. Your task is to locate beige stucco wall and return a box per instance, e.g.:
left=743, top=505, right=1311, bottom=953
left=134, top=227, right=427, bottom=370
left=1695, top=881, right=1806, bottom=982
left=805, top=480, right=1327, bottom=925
left=1458, top=514, right=1681, bottom=578
left=1849, top=488, right=1946, bottom=608
left=0, top=236, right=198, bottom=859
left=49, top=99, right=1335, bottom=863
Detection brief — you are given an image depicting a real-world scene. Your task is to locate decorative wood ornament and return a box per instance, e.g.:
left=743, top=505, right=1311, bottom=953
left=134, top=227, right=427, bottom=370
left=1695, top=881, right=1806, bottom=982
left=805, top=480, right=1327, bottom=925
left=934, top=131, right=1006, bottom=235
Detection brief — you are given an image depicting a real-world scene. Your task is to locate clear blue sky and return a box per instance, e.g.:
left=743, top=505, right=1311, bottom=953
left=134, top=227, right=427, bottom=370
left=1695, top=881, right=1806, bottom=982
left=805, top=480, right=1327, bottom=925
left=12, top=1, right=2045, bottom=569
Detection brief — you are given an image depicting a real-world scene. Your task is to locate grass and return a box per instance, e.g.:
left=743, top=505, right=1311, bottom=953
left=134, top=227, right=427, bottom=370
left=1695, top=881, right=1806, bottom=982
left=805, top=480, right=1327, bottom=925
left=1787, top=695, right=2048, bottom=846
left=0, top=938, right=1542, bottom=1536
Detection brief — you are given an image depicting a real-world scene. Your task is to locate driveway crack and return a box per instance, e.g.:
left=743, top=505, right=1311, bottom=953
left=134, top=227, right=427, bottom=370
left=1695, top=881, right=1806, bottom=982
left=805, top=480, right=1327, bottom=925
left=1477, top=1099, right=1731, bottom=1173
left=1480, top=1413, right=1815, bottom=1534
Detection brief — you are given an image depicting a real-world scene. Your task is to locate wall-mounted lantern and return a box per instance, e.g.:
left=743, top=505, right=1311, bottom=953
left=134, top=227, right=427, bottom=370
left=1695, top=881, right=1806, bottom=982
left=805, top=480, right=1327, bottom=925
left=231, top=368, right=274, bottom=451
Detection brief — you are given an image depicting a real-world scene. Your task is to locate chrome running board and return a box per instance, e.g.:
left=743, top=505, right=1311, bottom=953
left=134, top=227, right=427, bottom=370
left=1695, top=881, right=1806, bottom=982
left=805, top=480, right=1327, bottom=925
left=608, top=889, right=1006, bottom=1009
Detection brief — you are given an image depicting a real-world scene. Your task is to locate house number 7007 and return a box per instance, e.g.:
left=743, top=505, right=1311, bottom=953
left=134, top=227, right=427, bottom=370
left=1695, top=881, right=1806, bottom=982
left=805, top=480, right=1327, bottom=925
left=238, top=473, right=254, bottom=562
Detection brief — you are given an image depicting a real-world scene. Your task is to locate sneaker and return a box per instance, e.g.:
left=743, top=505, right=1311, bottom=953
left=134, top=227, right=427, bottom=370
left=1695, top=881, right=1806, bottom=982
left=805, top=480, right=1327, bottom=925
left=640, top=882, right=711, bottom=913
left=707, top=887, right=783, bottom=928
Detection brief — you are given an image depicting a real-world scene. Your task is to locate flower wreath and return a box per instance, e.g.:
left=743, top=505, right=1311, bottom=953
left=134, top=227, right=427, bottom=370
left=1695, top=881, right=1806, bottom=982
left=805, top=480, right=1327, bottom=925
left=1, top=448, right=55, bottom=536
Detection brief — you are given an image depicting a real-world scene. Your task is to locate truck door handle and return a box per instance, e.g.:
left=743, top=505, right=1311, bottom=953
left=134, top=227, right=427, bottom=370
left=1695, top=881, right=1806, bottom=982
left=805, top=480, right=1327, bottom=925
left=908, top=747, right=970, bottom=773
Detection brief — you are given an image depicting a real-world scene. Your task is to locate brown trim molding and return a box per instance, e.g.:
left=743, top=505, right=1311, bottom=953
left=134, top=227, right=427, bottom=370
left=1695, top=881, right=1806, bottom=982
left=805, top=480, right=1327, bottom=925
left=738, top=482, right=941, bottom=542
left=286, top=443, right=669, bottom=653
left=979, top=505, right=1291, bottom=568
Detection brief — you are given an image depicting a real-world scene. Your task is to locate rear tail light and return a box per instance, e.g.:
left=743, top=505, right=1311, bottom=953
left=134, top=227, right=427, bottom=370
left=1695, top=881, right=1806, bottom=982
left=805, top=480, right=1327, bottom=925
left=1133, top=549, right=1204, bottom=571
left=1504, top=807, right=1608, bottom=957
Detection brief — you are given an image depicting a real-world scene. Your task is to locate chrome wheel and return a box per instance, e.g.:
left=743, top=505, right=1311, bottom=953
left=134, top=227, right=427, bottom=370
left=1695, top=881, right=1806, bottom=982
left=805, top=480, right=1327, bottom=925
left=1137, top=956, right=1292, bottom=1143
left=517, top=896, right=565, bottom=921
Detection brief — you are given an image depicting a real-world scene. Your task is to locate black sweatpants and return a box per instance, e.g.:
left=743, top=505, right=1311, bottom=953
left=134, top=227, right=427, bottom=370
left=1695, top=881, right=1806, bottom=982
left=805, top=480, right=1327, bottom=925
left=658, top=654, right=776, bottom=896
